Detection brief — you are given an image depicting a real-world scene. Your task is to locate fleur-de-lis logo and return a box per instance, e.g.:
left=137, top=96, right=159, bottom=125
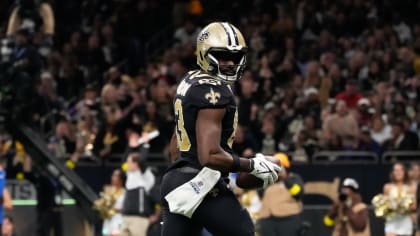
left=205, top=88, right=221, bottom=105
left=198, top=31, right=210, bottom=42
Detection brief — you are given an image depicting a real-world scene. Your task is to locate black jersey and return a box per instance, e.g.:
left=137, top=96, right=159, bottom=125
left=172, top=70, right=238, bottom=168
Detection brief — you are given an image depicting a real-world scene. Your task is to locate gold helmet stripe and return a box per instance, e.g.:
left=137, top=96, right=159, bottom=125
left=220, top=22, right=237, bottom=46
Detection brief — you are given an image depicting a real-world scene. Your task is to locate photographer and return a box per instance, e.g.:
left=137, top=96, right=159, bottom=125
left=324, top=178, right=370, bottom=236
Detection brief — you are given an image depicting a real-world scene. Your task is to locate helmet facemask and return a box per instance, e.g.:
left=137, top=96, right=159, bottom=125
left=207, top=48, right=247, bottom=84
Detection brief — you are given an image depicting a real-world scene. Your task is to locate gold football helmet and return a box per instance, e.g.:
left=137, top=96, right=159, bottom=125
left=196, top=22, right=248, bottom=84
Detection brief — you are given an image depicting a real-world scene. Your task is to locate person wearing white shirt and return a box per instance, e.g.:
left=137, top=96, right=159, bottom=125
left=370, top=116, right=392, bottom=145
left=121, top=153, right=159, bottom=236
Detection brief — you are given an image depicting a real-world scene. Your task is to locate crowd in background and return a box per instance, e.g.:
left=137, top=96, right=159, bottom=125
left=0, top=0, right=420, bottom=167
left=0, top=0, right=420, bottom=236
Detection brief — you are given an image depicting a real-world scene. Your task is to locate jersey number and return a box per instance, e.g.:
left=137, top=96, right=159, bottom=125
left=174, top=99, right=191, bottom=151
left=227, top=109, right=238, bottom=148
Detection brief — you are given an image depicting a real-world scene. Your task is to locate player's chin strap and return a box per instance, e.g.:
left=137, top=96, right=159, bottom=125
left=164, top=167, right=221, bottom=218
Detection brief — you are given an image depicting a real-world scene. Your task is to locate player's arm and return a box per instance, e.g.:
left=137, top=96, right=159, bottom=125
left=169, top=131, right=179, bottom=162
left=191, top=83, right=280, bottom=187
left=196, top=108, right=252, bottom=172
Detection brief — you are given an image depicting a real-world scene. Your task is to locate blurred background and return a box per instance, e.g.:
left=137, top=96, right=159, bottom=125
left=0, top=0, right=420, bottom=235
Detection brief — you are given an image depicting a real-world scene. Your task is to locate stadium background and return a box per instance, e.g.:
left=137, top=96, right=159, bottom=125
left=0, top=0, right=420, bottom=235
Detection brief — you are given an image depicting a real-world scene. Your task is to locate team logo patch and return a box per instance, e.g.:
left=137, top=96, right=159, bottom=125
left=189, top=181, right=201, bottom=194
left=198, top=31, right=210, bottom=42
left=205, top=88, right=221, bottom=105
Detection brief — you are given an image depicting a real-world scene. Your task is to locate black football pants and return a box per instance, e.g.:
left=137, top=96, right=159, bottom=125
left=160, top=169, right=255, bottom=236
left=258, top=214, right=302, bottom=236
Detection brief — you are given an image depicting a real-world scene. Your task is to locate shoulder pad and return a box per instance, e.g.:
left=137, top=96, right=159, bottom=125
left=188, top=83, right=232, bottom=109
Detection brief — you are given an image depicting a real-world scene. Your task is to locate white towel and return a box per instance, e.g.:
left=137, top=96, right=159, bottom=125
left=164, top=167, right=221, bottom=218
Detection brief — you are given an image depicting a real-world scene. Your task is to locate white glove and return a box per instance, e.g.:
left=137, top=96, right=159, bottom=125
left=249, top=153, right=282, bottom=188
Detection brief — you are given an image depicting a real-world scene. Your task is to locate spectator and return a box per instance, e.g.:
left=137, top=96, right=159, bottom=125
left=56, top=57, right=85, bottom=100
left=259, top=116, right=277, bottom=155
left=173, top=19, right=201, bottom=46
left=135, top=100, right=172, bottom=154
left=304, top=87, right=322, bottom=121
left=258, top=153, right=304, bottom=236
left=335, top=79, right=363, bottom=109
left=326, top=63, right=345, bottom=98
left=121, top=153, right=160, bottom=236
left=0, top=158, right=13, bottom=236
left=357, top=126, right=382, bottom=157
left=7, top=28, right=42, bottom=106
left=322, top=100, right=359, bottom=149
left=409, top=163, right=420, bottom=189
left=47, top=118, right=76, bottom=159
left=169, top=59, right=188, bottom=83
left=303, top=61, right=321, bottom=89
left=81, top=33, right=107, bottom=84
left=238, top=70, right=257, bottom=127
left=370, top=115, right=392, bottom=145
left=92, top=105, right=128, bottom=159
left=324, top=178, right=371, bottom=236
left=360, top=60, right=383, bottom=92
left=355, top=98, right=374, bottom=127
left=101, top=24, right=120, bottom=66
left=29, top=71, right=63, bottom=130
left=383, top=121, right=419, bottom=152
left=289, top=115, right=320, bottom=161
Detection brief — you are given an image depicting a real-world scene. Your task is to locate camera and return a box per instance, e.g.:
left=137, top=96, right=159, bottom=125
left=339, top=193, right=348, bottom=202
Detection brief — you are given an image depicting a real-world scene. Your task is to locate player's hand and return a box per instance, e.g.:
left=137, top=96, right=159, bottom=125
left=249, top=153, right=282, bottom=188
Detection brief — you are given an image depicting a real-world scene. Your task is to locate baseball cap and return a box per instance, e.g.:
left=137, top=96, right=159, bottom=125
left=342, top=178, right=359, bottom=191
left=357, top=98, right=370, bottom=106
left=304, top=87, right=319, bottom=97
left=360, top=126, right=370, bottom=134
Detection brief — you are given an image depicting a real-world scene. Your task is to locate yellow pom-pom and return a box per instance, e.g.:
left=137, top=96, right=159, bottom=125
left=121, top=163, right=128, bottom=172
left=16, top=172, right=25, bottom=180
left=66, top=160, right=76, bottom=169
left=289, top=184, right=302, bottom=196
left=323, top=215, right=335, bottom=227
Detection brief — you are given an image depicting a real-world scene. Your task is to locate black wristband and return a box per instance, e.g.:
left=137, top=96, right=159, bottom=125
left=231, top=154, right=240, bottom=172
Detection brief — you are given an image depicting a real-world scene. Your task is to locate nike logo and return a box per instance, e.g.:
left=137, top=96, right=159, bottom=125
left=256, top=162, right=273, bottom=174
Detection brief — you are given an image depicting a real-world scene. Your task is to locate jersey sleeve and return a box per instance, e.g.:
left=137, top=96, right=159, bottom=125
left=187, top=83, right=233, bottom=109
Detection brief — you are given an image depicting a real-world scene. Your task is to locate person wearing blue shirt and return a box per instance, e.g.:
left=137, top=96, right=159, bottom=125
left=0, top=158, right=13, bottom=235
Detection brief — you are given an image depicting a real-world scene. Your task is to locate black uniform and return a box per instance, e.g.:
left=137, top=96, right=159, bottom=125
left=160, top=70, right=254, bottom=236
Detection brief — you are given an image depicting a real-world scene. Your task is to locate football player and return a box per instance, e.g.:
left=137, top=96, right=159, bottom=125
left=160, top=22, right=281, bottom=236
